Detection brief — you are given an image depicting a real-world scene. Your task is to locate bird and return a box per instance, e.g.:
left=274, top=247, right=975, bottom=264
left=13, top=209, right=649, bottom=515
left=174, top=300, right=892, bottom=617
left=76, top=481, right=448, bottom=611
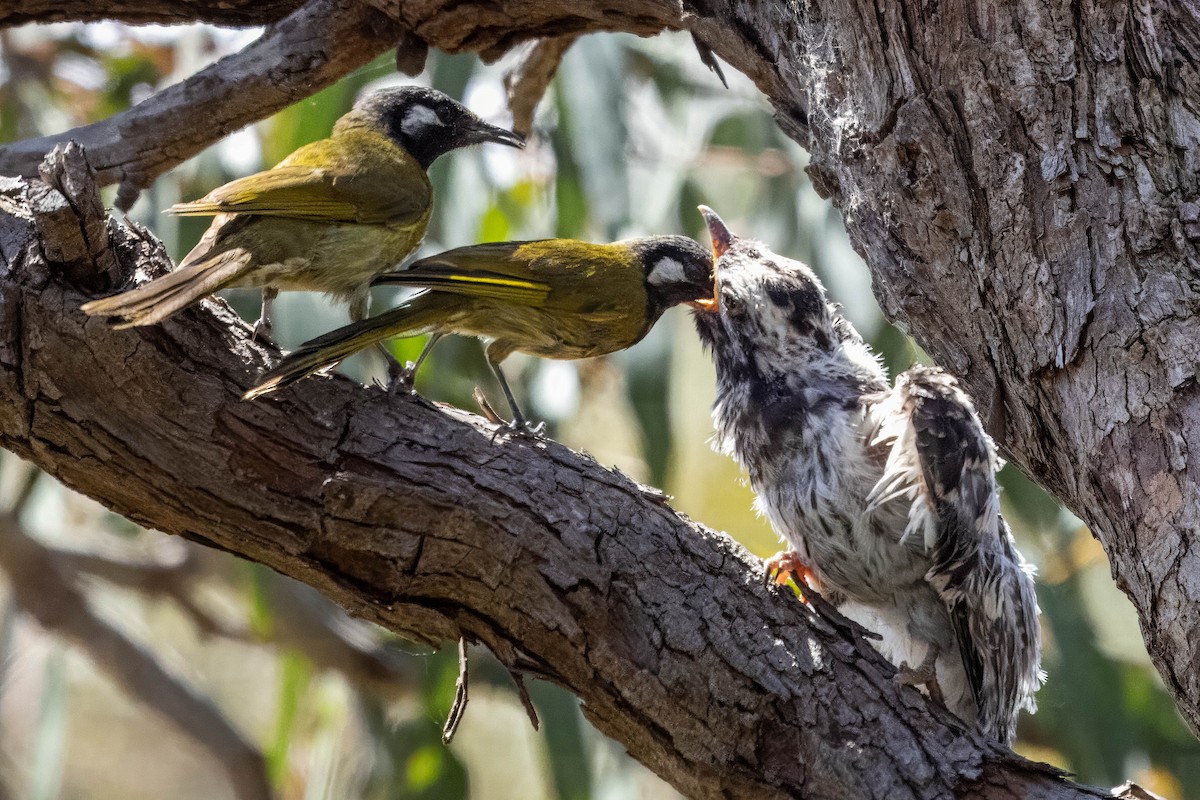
left=80, top=86, right=525, bottom=339
left=691, top=206, right=1041, bottom=744
left=243, top=235, right=716, bottom=430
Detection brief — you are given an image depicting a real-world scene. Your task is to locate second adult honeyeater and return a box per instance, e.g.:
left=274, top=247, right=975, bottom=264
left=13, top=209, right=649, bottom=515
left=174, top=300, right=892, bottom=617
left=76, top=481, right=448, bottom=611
left=81, top=86, right=524, bottom=337
left=243, top=235, right=716, bottom=429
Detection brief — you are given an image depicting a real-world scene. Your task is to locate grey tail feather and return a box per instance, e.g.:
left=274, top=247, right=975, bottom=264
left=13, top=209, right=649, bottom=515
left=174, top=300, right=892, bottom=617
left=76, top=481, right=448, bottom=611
left=80, top=250, right=252, bottom=328
left=243, top=295, right=453, bottom=400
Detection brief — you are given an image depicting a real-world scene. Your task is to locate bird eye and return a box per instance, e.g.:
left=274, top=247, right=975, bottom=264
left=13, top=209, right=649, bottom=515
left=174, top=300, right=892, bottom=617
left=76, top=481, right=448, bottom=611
left=722, top=293, right=745, bottom=318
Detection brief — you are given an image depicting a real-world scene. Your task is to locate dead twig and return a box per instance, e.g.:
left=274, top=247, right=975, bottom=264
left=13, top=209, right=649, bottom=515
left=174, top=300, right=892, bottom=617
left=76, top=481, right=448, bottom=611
left=504, top=36, right=578, bottom=137
left=442, top=636, right=470, bottom=744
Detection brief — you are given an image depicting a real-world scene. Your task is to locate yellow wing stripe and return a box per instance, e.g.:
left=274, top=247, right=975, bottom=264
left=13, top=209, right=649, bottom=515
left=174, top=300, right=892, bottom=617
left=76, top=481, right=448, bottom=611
left=437, top=275, right=545, bottom=290
left=375, top=271, right=551, bottom=305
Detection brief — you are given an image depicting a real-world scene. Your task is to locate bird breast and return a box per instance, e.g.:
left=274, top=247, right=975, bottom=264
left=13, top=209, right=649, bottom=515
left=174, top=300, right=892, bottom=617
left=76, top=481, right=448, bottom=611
left=743, top=393, right=931, bottom=604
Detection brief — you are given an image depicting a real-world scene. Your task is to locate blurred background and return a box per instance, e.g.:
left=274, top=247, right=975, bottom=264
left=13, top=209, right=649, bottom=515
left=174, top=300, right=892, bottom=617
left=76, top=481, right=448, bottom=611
left=1, top=20, right=1198, bottom=800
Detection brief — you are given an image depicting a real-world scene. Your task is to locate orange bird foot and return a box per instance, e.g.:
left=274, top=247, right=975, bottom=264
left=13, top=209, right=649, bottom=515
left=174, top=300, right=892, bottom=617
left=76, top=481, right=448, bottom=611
left=763, top=550, right=817, bottom=595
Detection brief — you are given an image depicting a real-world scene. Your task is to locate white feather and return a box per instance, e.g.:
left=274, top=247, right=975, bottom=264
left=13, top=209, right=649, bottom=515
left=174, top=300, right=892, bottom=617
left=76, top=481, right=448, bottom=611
left=647, top=257, right=687, bottom=286
left=400, top=104, right=443, bottom=138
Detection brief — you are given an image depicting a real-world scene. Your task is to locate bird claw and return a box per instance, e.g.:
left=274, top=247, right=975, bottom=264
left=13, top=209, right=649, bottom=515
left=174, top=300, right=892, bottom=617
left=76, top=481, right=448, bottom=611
left=474, top=387, right=544, bottom=440
left=506, top=418, right=546, bottom=438
left=387, top=360, right=418, bottom=396
left=249, top=318, right=276, bottom=348
left=763, top=550, right=817, bottom=594
left=897, top=645, right=946, bottom=708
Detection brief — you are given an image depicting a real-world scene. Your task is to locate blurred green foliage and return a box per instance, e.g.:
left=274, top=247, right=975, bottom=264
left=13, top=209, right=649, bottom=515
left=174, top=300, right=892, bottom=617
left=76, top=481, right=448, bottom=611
left=0, top=19, right=1197, bottom=800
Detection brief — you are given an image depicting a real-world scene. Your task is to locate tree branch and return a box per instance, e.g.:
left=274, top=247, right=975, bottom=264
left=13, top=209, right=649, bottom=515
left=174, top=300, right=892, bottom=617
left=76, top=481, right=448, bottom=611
left=504, top=36, right=578, bottom=138
left=0, top=1, right=699, bottom=203
left=0, top=0, right=404, bottom=208
left=2, top=0, right=1199, bottom=788
left=0, top=148, right=1112, bottom=800
left=0, top=0, right=304, bottom=27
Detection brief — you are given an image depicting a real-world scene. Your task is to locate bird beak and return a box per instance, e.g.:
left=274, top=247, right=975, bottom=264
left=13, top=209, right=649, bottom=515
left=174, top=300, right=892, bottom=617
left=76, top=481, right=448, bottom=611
left=464, top=118, right=526, bottom=149
left=698, top=205, right=733, bottom=260
left=694, top=205, right=732, bottom=313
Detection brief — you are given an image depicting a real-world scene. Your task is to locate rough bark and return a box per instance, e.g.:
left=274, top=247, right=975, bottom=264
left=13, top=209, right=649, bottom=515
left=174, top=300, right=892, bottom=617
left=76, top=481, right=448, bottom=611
left=0, top=148, right=1108, bottom=800
left=0, top=0, right=1197, bottom=792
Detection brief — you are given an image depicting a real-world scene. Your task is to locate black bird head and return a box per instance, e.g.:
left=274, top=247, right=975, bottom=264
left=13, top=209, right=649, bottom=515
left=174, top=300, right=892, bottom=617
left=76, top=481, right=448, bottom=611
left=692, top=206, right=844, bottom=386
left=350, top=86, right=525, bottom=169
left=627, top=235, right=716, bottom=314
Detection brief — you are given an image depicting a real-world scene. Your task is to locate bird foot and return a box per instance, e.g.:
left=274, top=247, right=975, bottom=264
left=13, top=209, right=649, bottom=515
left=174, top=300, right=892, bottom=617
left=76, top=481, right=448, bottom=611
left=897, top=645, right=946, bottom=708
left=763, top=550, right=817, bottom=593
left=386, top=359, right=418, bottom=396
left=249, top=318, right=276, bottom=348
left=505, top=418, right=546, bottom=438
left=474, top=387, right=545, bottom=440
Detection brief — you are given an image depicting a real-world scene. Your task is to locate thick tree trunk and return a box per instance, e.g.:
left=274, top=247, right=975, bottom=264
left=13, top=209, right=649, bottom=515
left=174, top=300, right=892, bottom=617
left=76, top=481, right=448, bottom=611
left=1, top=0, right=1197, bottom=795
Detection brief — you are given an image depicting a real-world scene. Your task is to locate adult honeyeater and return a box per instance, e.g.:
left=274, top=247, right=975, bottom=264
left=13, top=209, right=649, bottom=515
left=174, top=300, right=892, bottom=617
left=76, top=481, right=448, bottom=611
left=692, top=206, right=1041, bottom=744
left=81, top=86, right=525, bottom=337
left=243, top=235, right=715, bottom=429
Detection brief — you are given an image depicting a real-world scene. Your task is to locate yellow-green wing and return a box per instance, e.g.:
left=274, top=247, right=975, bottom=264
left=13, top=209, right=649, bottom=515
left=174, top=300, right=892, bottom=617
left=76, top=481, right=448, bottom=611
left=168, top=130, right=430, bottom=226
left=376, top=241, right=554, bottom=305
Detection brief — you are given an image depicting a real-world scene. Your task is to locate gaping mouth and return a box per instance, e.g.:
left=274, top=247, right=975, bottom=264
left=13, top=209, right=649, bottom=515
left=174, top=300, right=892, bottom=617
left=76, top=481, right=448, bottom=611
left=692, top=205, right=733, bottom=313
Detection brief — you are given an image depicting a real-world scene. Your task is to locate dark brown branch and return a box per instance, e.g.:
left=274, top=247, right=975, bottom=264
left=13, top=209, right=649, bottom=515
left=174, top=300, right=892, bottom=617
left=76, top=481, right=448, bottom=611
left=0, top=0, right=403, bottom=208
left=0, top=146, right=1117, bottom=800
left=0, top=0, right=304, bottom=27
left=0, top=514, right=272, bottom=800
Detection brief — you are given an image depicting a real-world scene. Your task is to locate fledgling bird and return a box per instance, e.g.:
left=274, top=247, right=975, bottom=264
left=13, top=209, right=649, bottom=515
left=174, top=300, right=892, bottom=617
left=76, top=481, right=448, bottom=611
left=81, top=86, right=524, bottom=338
left=692, top=206, right=1041, bottom=744
left=243, top=235, right=716, bottom=430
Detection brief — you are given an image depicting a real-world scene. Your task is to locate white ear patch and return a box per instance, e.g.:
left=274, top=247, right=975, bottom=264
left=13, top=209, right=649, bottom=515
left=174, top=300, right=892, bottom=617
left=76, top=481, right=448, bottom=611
left=647, top=257, right=688, bottom=286
left=400, top=104, right=444, bottom=138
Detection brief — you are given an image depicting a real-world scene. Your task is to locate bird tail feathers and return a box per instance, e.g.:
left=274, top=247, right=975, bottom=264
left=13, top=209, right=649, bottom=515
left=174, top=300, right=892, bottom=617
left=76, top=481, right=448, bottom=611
left=80, top=250, right=252, bottom=328
left=244, top=294, right=453, bottom=400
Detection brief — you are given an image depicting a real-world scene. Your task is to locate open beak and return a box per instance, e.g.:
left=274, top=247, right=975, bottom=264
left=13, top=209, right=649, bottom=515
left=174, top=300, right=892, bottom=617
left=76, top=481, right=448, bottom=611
left=698, top=205, right=733, bottom=260
left=693, top=205, right=732, bottom=312
left=465, top=118, right=526, bottom=149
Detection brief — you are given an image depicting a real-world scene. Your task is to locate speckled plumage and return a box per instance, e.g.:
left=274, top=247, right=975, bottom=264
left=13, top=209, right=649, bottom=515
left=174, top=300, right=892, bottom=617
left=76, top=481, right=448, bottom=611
left=693, top=225, right=1042, bottom=744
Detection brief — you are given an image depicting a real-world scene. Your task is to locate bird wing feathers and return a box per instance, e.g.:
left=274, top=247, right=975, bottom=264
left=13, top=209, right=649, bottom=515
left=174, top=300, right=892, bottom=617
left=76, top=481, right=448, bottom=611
left=374, top=242, right=552, bottom=305
left=374, top=240, right=643, bottom=311
left=893, top=366, right=1042, bottom=743
left=168, top=132, right=430, bottom=226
